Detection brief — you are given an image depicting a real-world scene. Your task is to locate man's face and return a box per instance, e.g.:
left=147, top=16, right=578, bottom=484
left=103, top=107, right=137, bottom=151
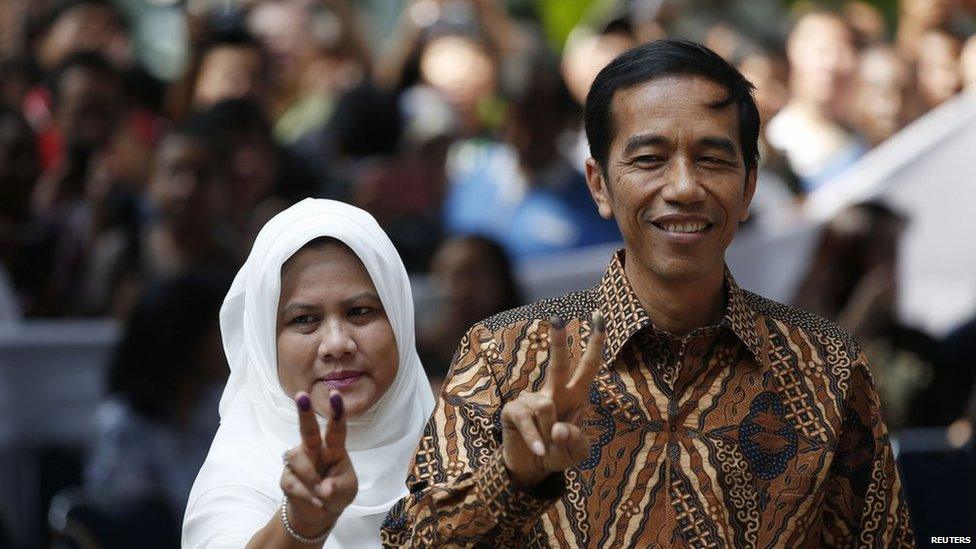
left=585, top=75, right=756, bottom=285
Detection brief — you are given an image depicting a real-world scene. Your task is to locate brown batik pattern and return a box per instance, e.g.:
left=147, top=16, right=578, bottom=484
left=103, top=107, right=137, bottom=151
left=382, top=251, right=915, bottom=548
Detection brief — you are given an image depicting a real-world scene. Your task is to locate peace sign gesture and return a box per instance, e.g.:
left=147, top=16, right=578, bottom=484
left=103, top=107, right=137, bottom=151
left=279, top=391, right=358, bottom=540
left=501, top=311, right=606, bottom=489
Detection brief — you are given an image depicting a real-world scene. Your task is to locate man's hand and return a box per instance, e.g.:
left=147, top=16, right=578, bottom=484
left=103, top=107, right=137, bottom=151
left=501, top=311, right=606, bottom=489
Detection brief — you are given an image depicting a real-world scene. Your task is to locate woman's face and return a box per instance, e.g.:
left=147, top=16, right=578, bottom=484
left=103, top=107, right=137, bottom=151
left=276, top=242, right=398, bottom=419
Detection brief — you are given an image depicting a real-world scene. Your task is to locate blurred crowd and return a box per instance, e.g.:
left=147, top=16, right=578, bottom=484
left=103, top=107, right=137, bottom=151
left=2, top=0, right=976, bottom=543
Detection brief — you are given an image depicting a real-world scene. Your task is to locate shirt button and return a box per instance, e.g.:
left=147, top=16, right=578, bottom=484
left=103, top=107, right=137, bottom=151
left=669, top=424, right=677, bottom=433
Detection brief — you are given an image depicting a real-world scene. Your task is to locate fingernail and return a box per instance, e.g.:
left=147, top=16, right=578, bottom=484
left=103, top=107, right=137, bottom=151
left=531, top=440, right=546, bottom=456
left=312, top=497, right=324, bottom=508
left=592, top=311, right=606, bottom=332
left=330, top=393, right=344, bottom=421
left=297, top=394, right=311, bottom=412
left=550, top=315, right=565, bottom=330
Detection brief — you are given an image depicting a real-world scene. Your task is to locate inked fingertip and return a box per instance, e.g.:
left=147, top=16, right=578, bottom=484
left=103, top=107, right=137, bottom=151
left=592, top=310, right=606, bottom=332
left=297, top=393, right=311, bottom=412
left=550, top=315, right=565, bottom=330
left=330, top=393, right=344, bottom=421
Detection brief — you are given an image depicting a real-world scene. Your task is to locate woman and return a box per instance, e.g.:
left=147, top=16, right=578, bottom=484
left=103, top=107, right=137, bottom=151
left=182, top=199, right=435, bottom=548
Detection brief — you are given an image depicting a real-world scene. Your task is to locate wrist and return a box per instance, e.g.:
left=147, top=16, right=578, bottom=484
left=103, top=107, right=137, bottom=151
left=281, top=498, right=334, bottom=544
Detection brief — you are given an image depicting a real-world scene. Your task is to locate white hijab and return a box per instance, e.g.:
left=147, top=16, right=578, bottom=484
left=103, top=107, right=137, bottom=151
left=183, top=199, right=434, bottom=549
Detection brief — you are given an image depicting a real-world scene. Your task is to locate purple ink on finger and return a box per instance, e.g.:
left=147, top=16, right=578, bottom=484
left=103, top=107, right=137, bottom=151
left=297, top=394, right=311, bottom=412
left=330, top=394, right=344, bottom=421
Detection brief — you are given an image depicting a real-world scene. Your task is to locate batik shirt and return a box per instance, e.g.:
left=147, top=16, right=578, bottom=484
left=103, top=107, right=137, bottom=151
left=382, top=251, right=914, bottom=548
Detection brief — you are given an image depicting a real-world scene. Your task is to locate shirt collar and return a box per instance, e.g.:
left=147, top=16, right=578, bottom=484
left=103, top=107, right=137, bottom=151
left=596, top=250, right=766, bottom=364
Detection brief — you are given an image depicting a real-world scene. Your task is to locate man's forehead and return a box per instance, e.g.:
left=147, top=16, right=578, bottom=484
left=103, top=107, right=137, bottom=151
left=614, top=74, right=732, bottom=110
left=609, top=75, right=739, bottom=139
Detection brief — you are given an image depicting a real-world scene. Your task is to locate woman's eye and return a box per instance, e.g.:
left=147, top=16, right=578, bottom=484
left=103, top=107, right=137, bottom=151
left=292, top=315, right=317, bottom=325
left=348, top=307, right=373, bottom=318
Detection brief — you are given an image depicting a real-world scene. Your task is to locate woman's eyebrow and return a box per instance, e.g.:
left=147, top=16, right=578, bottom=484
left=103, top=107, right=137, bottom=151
left=344, top=291, right=381, bottom=305
left=281, top=303, right=315, bottom=316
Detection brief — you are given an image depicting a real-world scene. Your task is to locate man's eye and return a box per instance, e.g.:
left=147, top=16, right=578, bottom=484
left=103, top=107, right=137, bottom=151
left=634, top=156, right=664, bottom=167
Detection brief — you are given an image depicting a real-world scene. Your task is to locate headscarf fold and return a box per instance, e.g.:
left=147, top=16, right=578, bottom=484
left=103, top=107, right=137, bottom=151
left=184, top=199, right=434, bottom=548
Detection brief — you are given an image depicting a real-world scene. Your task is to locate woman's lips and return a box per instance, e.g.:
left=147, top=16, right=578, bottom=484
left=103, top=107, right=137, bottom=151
left=320, top=371, right=364, bottom=389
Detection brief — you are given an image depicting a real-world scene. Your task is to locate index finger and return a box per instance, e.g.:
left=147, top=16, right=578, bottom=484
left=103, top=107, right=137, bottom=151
left=566, top=310, right=605, bottom=400
left=324, top=391, right=347, bottom=451
left=543, top=315, right=570, bottom=396
left=296, top=392, right=323, bottom=457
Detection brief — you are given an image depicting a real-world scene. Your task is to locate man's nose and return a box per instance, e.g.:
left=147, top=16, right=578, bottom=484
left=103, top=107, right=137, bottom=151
left=317, top=320, right=357, bottom=361
left=660, top=158, right=706, bottom=204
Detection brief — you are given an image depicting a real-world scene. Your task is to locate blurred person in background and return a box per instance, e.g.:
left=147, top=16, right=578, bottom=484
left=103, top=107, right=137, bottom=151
left=247, top=0, right=370, bottom=146
left=142, top=127, right=236, bottom=283
left=915, top=29, right=964, bottom=110
left=792, top=202, right=939, bottom=429
left=326, top=83, right=444, bottom=271
left=560, top=20, right=637, bottom=171
left=442, top=51, right=620, bottom=262
left=963, top=33, right=976, bottom=87
left=30, top=52, right=132, bottom=316
left=852, top=45, right=916, bottom=147
left=178, top=27, right=272, bottom=118
left=417, top=235, right=522, bottom=392
left=182, top=97, right=317, bottom=248
left=84, top=270, right=230, bottom=521
left=0, top=107, right=45, bottom=316
left=897, top=0, right=955, bottom=62
left=766, top=10, right=866, bottom=193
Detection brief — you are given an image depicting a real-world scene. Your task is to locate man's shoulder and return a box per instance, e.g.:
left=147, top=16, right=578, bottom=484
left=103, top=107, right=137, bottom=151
left=738, top=288, right=863, bottom=359
left=477, top=287, right=600, bottom=334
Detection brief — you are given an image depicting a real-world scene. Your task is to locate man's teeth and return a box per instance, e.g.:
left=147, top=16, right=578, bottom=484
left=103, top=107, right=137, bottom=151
left=661, top=222, right=708, bottom=233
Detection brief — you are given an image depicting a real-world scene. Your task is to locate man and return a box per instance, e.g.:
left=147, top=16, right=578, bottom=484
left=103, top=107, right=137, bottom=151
left=382, top=39, right=914, bottom=547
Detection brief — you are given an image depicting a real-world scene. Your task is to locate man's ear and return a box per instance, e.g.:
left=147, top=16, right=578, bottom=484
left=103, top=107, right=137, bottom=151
left=585, top=158, right=614, bottom=220
left=740, top=167, right=758, bottom=222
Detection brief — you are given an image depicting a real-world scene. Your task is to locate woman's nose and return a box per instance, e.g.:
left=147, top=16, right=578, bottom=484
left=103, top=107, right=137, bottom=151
left=317, top=320, right=357, bottom=361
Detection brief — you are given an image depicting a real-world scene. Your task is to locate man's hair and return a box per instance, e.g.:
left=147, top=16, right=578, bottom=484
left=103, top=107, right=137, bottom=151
left=584, top=39, right=761, bottom=177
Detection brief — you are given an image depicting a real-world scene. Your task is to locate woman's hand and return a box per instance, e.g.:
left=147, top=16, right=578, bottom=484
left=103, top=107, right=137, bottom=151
left=280, top=391, right=357, bottom=539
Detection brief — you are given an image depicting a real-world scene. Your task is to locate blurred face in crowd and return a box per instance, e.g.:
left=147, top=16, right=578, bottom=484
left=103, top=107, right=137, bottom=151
left=430, top=238, right=507, bottom=325
left=962, top=36, right=976, bottom=89
left=737, top=51, right=789, bottom=122
left=193, top=45, right=266, bottom=109
left=420, top=35, right=497, bottom=126
left=916, top=31, right=962, bottom=108
left=854, top=47, right=913, bottom=145
left=901, top=0, right=954, bottom=29
left=787, top=13, right=857, bottom=108
left=0, top=112, right=39, bottom=215
left=247, top=1, right=313, bottom=87
left=585, top=75, right=756, bottom=286
left=55, top=66, right=126, bottom=153
left=148, top=135, right=224, bottom=228
left=562, top=31, right=636, bottom=107
left=37, top=3, right=130, bottom=70
left=277, top=242, right=398, bottom=419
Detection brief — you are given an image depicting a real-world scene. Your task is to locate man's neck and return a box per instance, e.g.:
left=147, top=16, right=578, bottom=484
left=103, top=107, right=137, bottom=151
left=623, top=258, right=727, bottom=339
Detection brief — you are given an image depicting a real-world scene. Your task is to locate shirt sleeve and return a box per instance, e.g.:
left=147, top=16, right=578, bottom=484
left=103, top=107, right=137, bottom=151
left=181, top=484, right=277, bottom=549
left=381, top=325, right=564, bottom=547
left=820, top=352, right=916, bottom=548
